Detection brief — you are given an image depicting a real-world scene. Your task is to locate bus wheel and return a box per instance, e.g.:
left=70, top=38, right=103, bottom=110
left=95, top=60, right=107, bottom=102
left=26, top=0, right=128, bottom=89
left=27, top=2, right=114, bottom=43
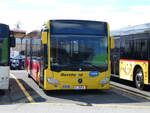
left=28, top=73, right=31, bottom=78
left=134, top=68, right=144, bottom=90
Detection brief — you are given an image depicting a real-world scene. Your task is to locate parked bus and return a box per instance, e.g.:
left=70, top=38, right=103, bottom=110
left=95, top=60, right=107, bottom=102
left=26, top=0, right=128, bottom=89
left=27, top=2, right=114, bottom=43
left=25, top=20, right=111, bottom=90
left=0, top=23, right=15, bottom=90
left=111, top=30, right=150, bottom=90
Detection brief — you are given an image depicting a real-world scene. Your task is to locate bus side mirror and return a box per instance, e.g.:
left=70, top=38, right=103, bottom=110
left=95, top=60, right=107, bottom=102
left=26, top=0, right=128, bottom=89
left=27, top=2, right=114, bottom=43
left=110, top=36, right=115, bottom=49
left=42, top=30, right=48, bottom=44
left=10, top=36, right=16, bottom=47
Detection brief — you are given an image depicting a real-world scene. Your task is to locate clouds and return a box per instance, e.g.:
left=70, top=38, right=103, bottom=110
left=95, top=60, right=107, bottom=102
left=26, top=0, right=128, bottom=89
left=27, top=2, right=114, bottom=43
left=0, top=0, right=150, bottom=32
left=109, top=5, right=150, bottom=29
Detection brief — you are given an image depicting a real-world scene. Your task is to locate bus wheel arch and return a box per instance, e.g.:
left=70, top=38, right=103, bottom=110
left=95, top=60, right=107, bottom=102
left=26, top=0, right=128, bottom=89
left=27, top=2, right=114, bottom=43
left=133, top=65, right=144, bottom=90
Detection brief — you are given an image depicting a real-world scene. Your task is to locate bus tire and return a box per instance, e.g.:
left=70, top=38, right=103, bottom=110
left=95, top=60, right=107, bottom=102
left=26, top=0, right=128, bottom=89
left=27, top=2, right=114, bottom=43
left=39, top=83, right=43, bottom=89
left=28, top=73, right=31, bottom=78
left=134, top=68, right=144, bottom=90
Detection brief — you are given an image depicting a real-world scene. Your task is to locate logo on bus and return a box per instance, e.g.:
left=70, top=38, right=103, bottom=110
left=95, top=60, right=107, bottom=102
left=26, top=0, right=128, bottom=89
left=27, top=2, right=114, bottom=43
left=61, top=73, right=83, bottom=76
left=123, top=63, right=132, bottom=75
left=89, top=71, right=99, bottom=77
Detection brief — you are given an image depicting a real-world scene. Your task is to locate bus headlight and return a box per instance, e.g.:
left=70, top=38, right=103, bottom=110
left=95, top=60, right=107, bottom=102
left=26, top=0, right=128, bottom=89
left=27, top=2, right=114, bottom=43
left=47, top=78, right=59, bottom=85
left=100, top=78, right=110, bottom=85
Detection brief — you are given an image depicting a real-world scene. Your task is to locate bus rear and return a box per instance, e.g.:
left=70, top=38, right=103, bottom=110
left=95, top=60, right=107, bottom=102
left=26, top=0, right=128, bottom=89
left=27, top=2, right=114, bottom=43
left=40, top=20, right=111, bottom=90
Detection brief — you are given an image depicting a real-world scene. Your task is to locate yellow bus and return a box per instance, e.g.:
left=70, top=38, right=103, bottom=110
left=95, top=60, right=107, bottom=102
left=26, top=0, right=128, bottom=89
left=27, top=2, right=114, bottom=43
left=111, top=30, right=150, bottom=90
left=25, top=20, right=111, bottom=90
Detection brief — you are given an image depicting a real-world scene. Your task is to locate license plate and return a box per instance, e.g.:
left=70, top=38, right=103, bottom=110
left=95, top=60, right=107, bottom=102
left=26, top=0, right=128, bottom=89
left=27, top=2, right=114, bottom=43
left=74, top=86, right=86, bottom=90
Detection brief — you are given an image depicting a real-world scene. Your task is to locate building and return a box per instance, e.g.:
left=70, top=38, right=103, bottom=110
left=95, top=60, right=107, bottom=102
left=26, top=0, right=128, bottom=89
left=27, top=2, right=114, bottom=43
left=10, top=30, right=26, bottom=57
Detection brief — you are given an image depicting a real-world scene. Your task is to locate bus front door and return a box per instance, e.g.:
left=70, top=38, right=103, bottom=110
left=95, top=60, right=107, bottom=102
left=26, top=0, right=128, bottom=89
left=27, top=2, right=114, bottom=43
left=112, top=54, right=120, bottom=77
left=39, top=44, right=48, bottom=88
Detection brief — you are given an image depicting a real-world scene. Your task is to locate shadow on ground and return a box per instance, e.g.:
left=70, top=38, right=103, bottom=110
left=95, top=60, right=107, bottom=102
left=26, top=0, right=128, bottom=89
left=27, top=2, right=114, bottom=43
left=44, top=88, right=145, bottom=105
left=0, top=78, right=46, bottom=104
left=111, top=77, right=150, bottom=91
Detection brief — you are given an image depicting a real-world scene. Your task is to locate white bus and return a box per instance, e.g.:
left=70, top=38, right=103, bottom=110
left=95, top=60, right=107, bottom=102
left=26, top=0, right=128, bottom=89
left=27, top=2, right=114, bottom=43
left=0, top=23, right=15, bottom=90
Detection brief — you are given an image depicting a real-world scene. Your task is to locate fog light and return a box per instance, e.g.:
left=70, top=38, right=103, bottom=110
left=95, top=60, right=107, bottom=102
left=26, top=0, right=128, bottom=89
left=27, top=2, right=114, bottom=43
left=100, top=78, right=110, bottom=85
left=47, top=78, right=59, bottom=85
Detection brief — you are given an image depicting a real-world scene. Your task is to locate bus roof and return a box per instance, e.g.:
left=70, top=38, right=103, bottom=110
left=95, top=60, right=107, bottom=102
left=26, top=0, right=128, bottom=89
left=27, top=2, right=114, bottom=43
left=111, top=23, right=150, bottom=36
left=0, top=23, right=9, bottom=27
left=50, top=19, right=107, bottom=23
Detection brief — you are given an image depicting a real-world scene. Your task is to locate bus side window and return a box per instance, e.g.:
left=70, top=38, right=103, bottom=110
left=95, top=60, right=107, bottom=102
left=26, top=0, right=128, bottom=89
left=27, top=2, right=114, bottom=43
left=133, top=39, right=137, bottom=59
left=115, top=39, right=120, bottom=53
left=37, top=39, right=41, bottom=61
left=120, top=39, right=124, bottom=58
left=149, top=40, right=150, bottom=59
left=136, top=40, right=140, bottom=59
left=124, top=40, right=129, bottom=59
left=42, top=44, right=48, bottom=69
left=129, top=40, right=134, bottom=59
left=32, top=38, right=36, bottom=60
left=141, top=40, right=148, bottom=59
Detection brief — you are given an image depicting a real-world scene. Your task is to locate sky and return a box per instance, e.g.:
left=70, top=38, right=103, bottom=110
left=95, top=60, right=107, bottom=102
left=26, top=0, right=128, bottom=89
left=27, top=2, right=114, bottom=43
left=0, top=0, right=150, bottom=32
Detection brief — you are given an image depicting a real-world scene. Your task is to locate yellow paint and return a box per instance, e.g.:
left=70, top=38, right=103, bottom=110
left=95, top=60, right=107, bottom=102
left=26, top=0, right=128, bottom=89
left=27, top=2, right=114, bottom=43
left=120, top=60, right=149, bottom=84
left=110, top=36, right=115, bottom=49
left=44, top=69, right=54, bottom=89
left=41, top=31, right=48, bottom=44
left=47, top=21, right=51, bottom=70
left=44, top=70, right=110, bottom=90
left=10, top=73, right=34, bottom=102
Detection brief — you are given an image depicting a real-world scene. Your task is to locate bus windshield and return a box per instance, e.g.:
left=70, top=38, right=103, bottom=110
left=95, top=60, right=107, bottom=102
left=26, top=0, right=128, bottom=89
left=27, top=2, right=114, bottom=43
left=0, top=24, right=9, bottom=65
left=51, top=35, right=108, bottom=71
left=50, top=20, right=108, bottom=72
left=0, top=24, right=9, bottom=38
left=0, top=39, right=9, bottom=65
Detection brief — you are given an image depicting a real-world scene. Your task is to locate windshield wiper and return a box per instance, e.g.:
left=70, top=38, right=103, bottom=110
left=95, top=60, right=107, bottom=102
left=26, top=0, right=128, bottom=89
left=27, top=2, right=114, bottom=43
left=81, top=62, right=99, bottom=71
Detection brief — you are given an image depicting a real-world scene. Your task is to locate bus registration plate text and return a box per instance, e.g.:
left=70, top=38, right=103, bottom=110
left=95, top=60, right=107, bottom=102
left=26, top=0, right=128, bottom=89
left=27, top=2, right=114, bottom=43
left=74, top=86, right=86, bottom=90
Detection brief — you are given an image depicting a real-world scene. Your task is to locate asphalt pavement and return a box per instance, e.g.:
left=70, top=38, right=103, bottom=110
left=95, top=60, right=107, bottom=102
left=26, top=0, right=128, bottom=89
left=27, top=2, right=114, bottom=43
left=0, top=70, right=149, bottom=113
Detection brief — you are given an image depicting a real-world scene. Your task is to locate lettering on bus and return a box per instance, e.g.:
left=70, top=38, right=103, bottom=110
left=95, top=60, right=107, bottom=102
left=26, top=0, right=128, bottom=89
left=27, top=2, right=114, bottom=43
left=61, top=73, right=83, bottom=76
